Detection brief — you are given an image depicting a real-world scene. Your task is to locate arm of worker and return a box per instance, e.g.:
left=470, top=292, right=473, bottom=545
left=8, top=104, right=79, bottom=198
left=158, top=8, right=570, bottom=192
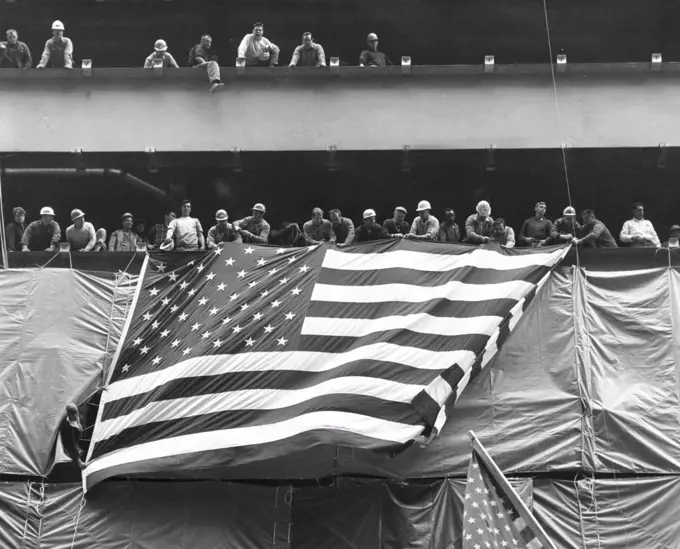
left=344, top=219, right=355, bottom=245
left=36, top=40, right=52, bottom=68
left=619, top=220, right=633, bottom=244
left=23, top=44, right=33, bottom=68
left=504, top=227, right=516, bottom=249
left=63, top=38, right=74, bottom=68
left=465, top=215, right=488, bottom=244
left=195, top=220, right=205, bottom=250
left=237, top=35, right=251, bottom=60
left=316, top=45, right=326, bottom=67
left=289, top=46, right=300, bottom=67
left=166, top=53, right=180, bottom=68
left=49, top=223, right=61, bottom=251
left=82, top=223, right=97, bottom=252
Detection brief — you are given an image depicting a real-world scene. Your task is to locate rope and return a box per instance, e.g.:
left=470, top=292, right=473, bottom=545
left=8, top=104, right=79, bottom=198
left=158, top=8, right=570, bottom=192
left=69, top=494, right=87, bottom=549
left=19, top=481, right=33, bottom=549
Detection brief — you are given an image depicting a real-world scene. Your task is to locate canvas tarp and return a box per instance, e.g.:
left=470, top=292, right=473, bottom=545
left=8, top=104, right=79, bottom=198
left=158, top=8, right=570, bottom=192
left=3, top=476, right=680, bottom=548
left=0, top=267, right=138, bottom=476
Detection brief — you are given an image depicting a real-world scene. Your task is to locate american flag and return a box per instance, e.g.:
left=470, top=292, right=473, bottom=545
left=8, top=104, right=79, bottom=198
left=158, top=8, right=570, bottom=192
left=84, top=240, right=568, bottom=491
left=462, top=449, right=547, bottom=549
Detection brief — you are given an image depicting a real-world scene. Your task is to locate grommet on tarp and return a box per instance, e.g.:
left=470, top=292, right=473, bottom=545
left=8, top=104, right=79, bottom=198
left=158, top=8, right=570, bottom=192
left=81, top=59, right=92, bottom=77
left=651, top=53, right=662, bottom=71
left=556, top=53, right=567, bottom=73
left=401, top=56, right=411, bottom=75
left=329, top=57, right=340, bottom=76
left=484, top=55, right=495, bottom=74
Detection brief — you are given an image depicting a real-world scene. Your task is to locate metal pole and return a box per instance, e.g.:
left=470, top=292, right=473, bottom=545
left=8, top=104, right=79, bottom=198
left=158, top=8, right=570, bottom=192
left=467, top=431, right=557, bottom=549
left=0, top=166, right=9, bottom=269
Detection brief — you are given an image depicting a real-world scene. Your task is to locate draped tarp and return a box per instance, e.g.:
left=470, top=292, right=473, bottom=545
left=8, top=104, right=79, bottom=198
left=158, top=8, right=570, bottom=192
left=3, top=476, right=680, bottom=548
left=0, top=267, right=138, bottom=475
left=2, top=248, right=680, bottom=478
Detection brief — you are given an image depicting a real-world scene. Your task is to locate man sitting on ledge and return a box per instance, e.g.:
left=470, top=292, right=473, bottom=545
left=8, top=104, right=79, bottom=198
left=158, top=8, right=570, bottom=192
left=572, top=209, right=618, bottom=249
left=188, top=34, right=224, bottom=93
left=22, top=206, right=60, bottom=252
left=0, top=29, right=32, bottom=69
left=237, top=22, right=280, bottom=67
left=36, top=21, right=73, bottom=69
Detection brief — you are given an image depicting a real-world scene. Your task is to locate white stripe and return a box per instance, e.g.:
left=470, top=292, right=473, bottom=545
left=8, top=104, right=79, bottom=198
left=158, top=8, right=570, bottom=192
left=84, top=411, right=424, bottom=489
left=94, top=376, right=424, bottom=443
left=301, top=313, right=502, bottom=338
left=310, top=279, right=534, bottom=304
left=322, top=247, right=566, bottom=272
left=424, top=376, right=453, bottom=407
left=102, top=345, right=476, bottom=403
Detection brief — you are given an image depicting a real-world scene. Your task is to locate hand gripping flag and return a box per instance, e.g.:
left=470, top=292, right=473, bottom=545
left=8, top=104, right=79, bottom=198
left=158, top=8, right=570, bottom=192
left=84, top=240, right=569, bottom=491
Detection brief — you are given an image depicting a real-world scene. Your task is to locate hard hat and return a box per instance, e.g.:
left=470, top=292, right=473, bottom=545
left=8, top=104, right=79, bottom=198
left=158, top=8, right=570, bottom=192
left=40, top=206, right=55, bottom=216
left=670, top=225, right=680, bottom=234
left=563, top=206, right=576, bottom=216
left=367, top=33, right=379, bottom=42
left=363, top=208, right=377, bottom=219
left=215, top=209, right=229, bottom=221
left=70, top=209, right=85, bottom=221
left=252, top=203, right=266, bottom=213
left=121, top=212, right=134, bottom=221
left=394, top=206, right=407, bottom=214
left=51, top=21, right=65, bottom=31
left=154, top=39, right=168, bottom=52
left=416, top=200, right=431, bottom=212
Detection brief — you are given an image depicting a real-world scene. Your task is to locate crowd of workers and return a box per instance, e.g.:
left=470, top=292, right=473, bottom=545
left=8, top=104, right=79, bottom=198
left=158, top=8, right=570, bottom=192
left=5, top=198, right=679, bottom=254
left=0, top=21, right=394, bottom=92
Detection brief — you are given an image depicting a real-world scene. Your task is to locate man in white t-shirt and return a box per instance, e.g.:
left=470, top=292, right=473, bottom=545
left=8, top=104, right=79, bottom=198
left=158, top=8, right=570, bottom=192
left=163, top=200, right=205, bottom=251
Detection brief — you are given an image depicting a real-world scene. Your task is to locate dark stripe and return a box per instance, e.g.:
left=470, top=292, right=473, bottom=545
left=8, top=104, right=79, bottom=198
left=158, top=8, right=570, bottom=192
left=307, top=297, right=519, bottom=320
left=317, top=265, right=550, bottom=287
left=410, top=391, right=441, bottom=432
left=299, top=331, right=491, bottom=354
left=103, top=359, right=447, bottom=421
left=92, top=394, right=422, bottom=460
left=86, top=428, right=408, bottom=489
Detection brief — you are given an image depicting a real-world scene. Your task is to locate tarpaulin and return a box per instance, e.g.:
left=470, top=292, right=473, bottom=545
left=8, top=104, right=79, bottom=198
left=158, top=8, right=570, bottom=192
left=0, top=478, right=532, bottom=549
left=0, top=268, right=137, bottom=475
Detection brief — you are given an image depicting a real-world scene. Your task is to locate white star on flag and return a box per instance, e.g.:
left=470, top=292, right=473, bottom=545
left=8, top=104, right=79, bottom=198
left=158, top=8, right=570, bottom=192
left=217, top=283, right=227, bottom=291
left=179, top=281, right=188, bottom=290
left=142, top=312, right=152, bottom=321
left=168, top=272, right=178, bottom=282
left=244, top=247, right=254, bottom=255
left=275, top=248, right=285, bottom=254
left=257, top=258, right=266, bottom=266
left=152, top=356, right=162, bottom=365
left=149, top=287, right=159, bottom=297
left=277, top=337, right=287, bottom=346
left=213, top=339, right=223, bottom=348
left=132, top=338, right=142, bottom=346
left=284, top=312, right=296, bottom=320
left=271, top=300, right=281, bottom=308
left=237, top=270, right=246, bottom=278
left=161, top=297, right=170, bottom=306
left=178, top=313, right=188, bottom=322
left=299, top=265, right=309, bottom=273
left=156, top=263, right=166, bottom=272
left=225, top=258, right=235, bottom=266
left=197, top=264, right=205, bottom=273
left=160, top=330, right=170, bottom=338
left=245, top=338, right=255, bottom=346
left=140, top=346, right=149, bottom=355
left=191, top=323, right=201, bottom=331
left=209, top=307, right=219, bottom=316
left=291, top=287, right=301, bottom=296
left=264, top=324, right=274, bottom=333
left=198, top=297, right=208, bottom=306
left=206, top=272, right=216, bottom=281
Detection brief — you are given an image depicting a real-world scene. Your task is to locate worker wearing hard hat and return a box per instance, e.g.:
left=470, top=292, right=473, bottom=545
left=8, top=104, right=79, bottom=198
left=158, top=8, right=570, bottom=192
left=21, top=206, right=61, bottom=252
left=464, top=201, right=494, bottom=244
left=359, top=33, right=394, bottom=67
left=407, top=200, right=439, bottom=241
left=550, top=206, right=581, bottom=243
left=144, top=39, right=180, bottom=68
left=383, top=206, right=410, bottom=237
left=234, top=203, right=271, bottom=244
left=207, top=209, right=242, bottom=249
left=355, top=209, right=388, bottom=242
left=36, top=20, right=73, bottom=69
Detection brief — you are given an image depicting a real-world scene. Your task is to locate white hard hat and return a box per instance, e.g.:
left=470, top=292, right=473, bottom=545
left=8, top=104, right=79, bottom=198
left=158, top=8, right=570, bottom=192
left=40, top=206, right=55, bottom=216
left=363, top=208, right=377, bottom=219
left=154, top=39, right=168, bottom=52
left=563, top=206, right=576, bottom=216
left=51, top=21, right=65, bottom=31
left=367, top=33, right=379, bottom=42
left=252, top=203, right=266, bottom=213
left=215, top=209, right=229, bottom=221
left=416, top=200, right=431, bottom=212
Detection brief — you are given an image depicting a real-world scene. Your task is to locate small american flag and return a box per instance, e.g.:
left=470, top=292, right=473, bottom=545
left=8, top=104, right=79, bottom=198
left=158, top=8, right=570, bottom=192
left=462, top=450, right=546, bottom=549
left=84, top=241, right=568, bottom=490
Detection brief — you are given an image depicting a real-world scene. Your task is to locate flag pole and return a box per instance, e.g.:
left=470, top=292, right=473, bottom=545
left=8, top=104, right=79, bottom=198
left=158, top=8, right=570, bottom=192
left=467, top=430, right=557, bottom=549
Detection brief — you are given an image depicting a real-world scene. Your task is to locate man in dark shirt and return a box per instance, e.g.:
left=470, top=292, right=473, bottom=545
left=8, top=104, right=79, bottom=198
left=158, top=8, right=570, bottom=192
left=59, top=403, right=85, bottom=469
left=207, top=209, right=242, bottom=248
left=355, top=209, right=389, bottom=242
left=383, top=206, right=410, bottom=237
left=289, top=32, right=326, bottom=67
left=438, top=208, right=461, bottom=242
left=22, top=206, right=61, bottom=252
left=519, top=201, right=553, bottom=247
left=359, top=33, right=394, bottom=67
left=0, top=29, right=32, bottom=68
left=188, top=34, right=224, bottom=93
left=5, top=206, right=26, bottom=252
left=573, top=209, right=618, bottom=249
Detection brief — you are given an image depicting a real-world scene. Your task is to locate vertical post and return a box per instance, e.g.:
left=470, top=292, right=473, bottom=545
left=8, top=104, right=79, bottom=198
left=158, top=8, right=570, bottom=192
left=468, top=431, right=557, bottom=549
left=0, top=166, right=9, bottom=269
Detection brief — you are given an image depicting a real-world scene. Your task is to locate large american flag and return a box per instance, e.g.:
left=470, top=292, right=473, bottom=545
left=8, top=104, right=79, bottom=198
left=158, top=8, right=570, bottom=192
left=84, top=240, right=568, bottom=491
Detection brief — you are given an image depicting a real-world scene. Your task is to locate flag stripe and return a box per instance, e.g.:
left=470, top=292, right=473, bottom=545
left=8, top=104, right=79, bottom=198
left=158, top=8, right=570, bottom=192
left=298, top=331, right=491, bottom=354
left=306, top=297, right=520, bottom=320
left=100, top=362, right=445, bottom=422
left=85, top=414, right=423, bottom=485
left=310, top=279, right=537, bottom=304
left=103, top=345, right=475, bottom=399
left=316, top=265, right=551, bottom=287
left=92, top=394, right=423, bottom=459
left=95, top=376, right=425, bottom=442
left=321, top=247, right=566, bottom=272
